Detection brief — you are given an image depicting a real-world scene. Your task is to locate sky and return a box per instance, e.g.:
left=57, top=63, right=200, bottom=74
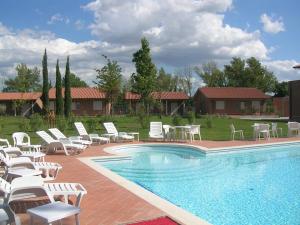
left=0, top=0, right=299, bottom=90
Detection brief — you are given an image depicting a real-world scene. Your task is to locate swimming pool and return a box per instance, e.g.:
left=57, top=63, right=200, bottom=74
left=95, top=144, right=300, bottom=225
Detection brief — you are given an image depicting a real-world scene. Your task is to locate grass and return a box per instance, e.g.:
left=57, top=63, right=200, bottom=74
left=0, top=115, right=289, bottom=145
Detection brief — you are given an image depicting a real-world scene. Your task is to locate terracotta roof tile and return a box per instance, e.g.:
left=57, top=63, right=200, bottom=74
left=125, top=92, right=189, bottom=100
left=199, top=87, right=270, bottom=99
left=151, top=92, right=189, bottom=100
left=124, top=92, right=141, bottom=100
left=0, top=92, right=41, bottom=101
left=49, top=87, right=106, bottom=99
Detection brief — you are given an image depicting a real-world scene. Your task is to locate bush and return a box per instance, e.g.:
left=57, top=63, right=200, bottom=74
left=86, top=119, right=98, bottom=132
left=172, top=114, right=182, bottom=126
left=29, top=114, right=45, bottom=131
left=19, top=119, right=30, bottom=132
left=56, top=116, right=68, bottom=132
left=205, top=116, right=213, bottom=128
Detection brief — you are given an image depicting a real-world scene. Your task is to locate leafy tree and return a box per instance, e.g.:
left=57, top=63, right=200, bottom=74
left=274, top=81, right=289, bottom=97
left=156, top=68, right=178, bottom=91
left=64, top=56, right=72, bottom=117
left=194, top=62, right=226, bottom=87
left=131, top=37, right=157, bottom=105
left=224, top=57, right=277, bottom=92
left=174, top=66, right=194, bottom=97
left=3, top=64, right=41, bottom=92
left=41, top=49, right=49, bottom=113
left=55, top=59, right=64, bottom=115
left=62, top=73, right=88, bottom=87
left=94, top=55, right=122, bottom=115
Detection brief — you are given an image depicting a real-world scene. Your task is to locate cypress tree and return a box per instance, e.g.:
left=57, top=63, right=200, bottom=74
left=55, top=59, right=63, bottom=115
left=42, top=49, right=49, bottom=113
left=64, top=56, right=72, bottom=117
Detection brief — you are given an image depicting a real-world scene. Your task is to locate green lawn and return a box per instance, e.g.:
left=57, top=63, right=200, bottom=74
left=0, top=115, right=289, bottom=144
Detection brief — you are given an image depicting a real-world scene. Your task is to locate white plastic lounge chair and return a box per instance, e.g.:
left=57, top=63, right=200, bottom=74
left=5, top=177, right=83, bottom=225
left=185, top=125, right=202, bottom=142
left=230, top=124, right=244, bottom=140
left=0, top=138, right=45, bottom=162
left=74, top=122, right=110, bottom=144
left=0, top=150, right=62, bottom=181
left=103, top=122, right=134, bottom=142
left=149, top=122, right=164, bottom=140
left=36, top=131, right=85, bottom=156
left=48, top=128, right=92, bottom=146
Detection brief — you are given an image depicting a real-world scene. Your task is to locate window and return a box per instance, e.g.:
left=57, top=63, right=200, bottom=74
left=93, top=101, right=102, bottom=111
left=72, top=101, right=80, bottom=110
left=252, top=101, right=260, bottom=111
left=216, top=101, right=225, bottom=110
left=49, top=101, right=55, bottom=110
left=240, top=102, right=245, bottom=110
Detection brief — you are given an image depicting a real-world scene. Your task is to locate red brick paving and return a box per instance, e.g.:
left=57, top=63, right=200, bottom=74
left=17, top=137, right=300, bottom=225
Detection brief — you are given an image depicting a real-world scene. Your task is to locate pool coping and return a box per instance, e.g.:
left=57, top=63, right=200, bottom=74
left=79, top=140, right=300, bottom=225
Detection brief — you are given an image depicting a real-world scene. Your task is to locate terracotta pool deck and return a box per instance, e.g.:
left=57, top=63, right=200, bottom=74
left=17, top=137, right=300, bottom=225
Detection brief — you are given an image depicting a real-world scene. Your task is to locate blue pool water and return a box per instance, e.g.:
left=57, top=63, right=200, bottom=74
left=95, top=144, right=300, bottom=225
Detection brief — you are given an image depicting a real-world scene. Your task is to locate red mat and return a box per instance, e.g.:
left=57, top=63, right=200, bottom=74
left=127, top=216, right=180, bottom=225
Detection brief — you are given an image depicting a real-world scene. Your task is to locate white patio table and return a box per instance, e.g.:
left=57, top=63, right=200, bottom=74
left=173, top=125, right=192, bottom=142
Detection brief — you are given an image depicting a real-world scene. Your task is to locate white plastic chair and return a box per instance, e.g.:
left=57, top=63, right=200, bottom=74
left=162, top=125, right=175, bottom=141
left=48, top=128, right=92, bottom=146
left=74, top=122, right=110, bottom=144
left=36, top=131, right=85, bottom=156
left=271, top=123, right=283, bottom=138
left=287, top=122, right=300, bottom=137
left=185, top=125, right=202, bottom=142
left=230, top=124, right=244, bottom=140
left=258, top=124, right=270, bottom=140
left=103, top=122, right=134, bottom=142
left=149, top=122, right=164, bottom=140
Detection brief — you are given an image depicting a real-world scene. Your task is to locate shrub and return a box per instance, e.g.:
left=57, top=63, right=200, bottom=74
left=86, top=119, right=98, bottom=132
left=56, top=116, right=68, bottom=132
left=205, top=116, right=213, bottom=128
left=19, top=119, right=30, bottom=132
left=172, top=114, right=182, bottom=126
left=29, top=114, right=45, bottom=131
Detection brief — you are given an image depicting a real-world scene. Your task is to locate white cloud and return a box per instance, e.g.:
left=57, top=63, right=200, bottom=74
left=260, top=13, right=285, bottom=34
left=47, top=13, right=70, bottom=25
left=83, top=0, right=269, bottom=66
left=0, top=1, right=298, bottom=91
left=0, top=22, right=12, bottom=35
left=264, top=60, right=300, bottom=81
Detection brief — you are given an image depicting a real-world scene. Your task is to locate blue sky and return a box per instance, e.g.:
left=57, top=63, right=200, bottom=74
left=0, top=0, right=299, bottom=88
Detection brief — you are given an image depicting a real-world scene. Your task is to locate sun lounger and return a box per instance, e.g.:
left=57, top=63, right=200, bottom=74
left=149, top=122, right=164, bottom=140
left=49, top=128, right=92, bottom=146
left=74, top=122, right=110, bottom=144
left=3, top=176, right=86, bottom=225
left=0, top=150, right=62, bottom=181
left=103, top=122, right=134, bottom=142
left=36, top=131, right=85, bottom=155
left=1, top=138, right=45, bottom=162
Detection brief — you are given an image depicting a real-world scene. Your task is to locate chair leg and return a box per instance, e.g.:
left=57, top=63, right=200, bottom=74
left=75, top=214, right=80, bottom=225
